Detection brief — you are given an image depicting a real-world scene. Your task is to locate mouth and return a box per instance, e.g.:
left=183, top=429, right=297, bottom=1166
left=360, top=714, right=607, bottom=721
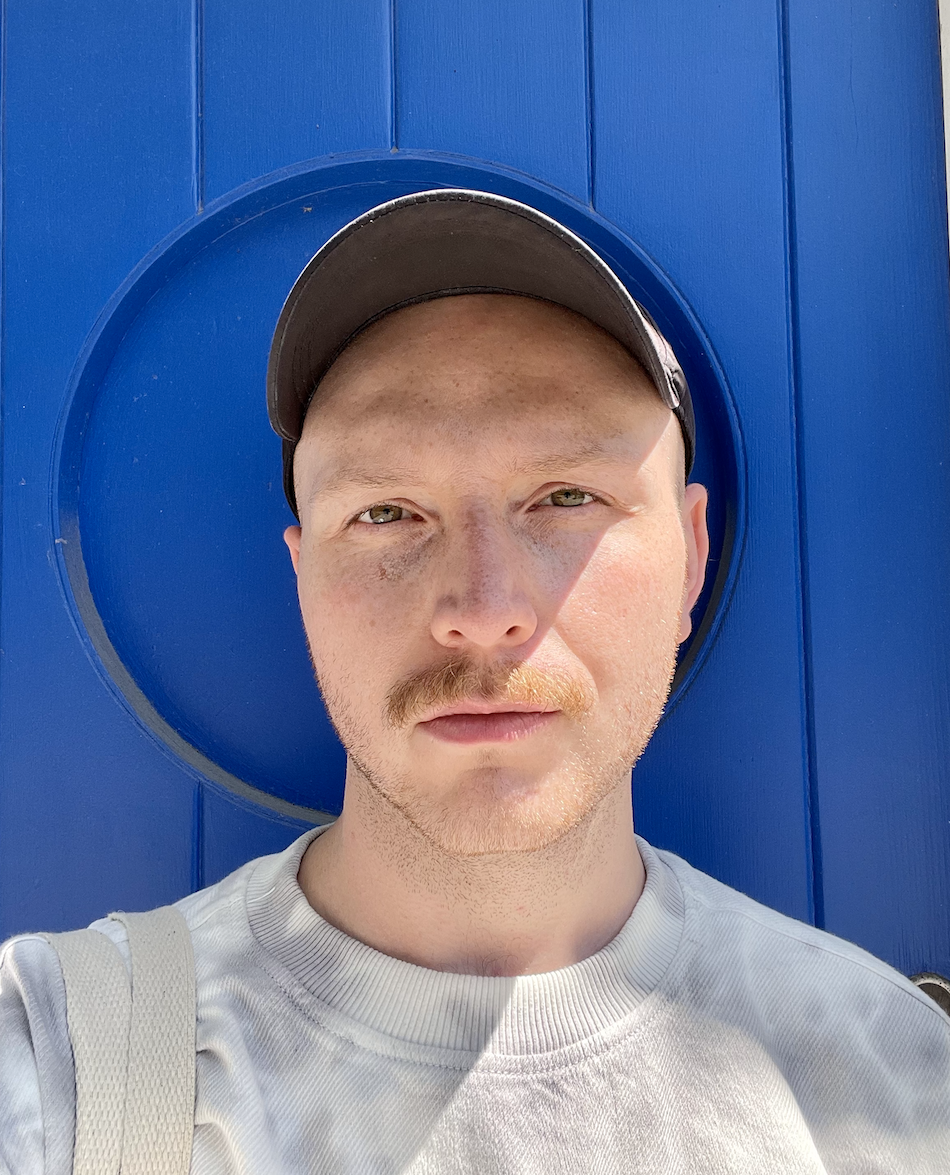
left=416, top=702, right=561, bottom=745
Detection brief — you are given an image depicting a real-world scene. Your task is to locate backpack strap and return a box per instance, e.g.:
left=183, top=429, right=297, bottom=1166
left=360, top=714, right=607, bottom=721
left=111, top=908, right=196, bottom=1175
left=45, top=905, right=196, bottom=1175
left=45, top=926, right=131, bottom=1175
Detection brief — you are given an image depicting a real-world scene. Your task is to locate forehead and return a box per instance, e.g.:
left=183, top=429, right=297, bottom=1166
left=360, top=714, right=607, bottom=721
left=293, top=295, right=679, bottom=498
left=306, top=294, right=662, bottom=431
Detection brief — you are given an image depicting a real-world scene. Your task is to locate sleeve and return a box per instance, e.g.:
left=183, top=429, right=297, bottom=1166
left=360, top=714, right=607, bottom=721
left=0, top=935, right=77, bottom=1175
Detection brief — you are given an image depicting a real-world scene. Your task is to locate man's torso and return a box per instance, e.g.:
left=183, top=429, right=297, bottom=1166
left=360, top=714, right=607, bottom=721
left=2, top=830, right=948, bottom=1174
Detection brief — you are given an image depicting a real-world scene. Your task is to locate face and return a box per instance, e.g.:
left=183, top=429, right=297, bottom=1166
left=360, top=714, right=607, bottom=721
left=286, top=294, right=708, bottom=856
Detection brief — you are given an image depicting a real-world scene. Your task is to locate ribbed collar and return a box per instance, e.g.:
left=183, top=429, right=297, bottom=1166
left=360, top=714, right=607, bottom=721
left=245, top=826, right=684, bottom=1058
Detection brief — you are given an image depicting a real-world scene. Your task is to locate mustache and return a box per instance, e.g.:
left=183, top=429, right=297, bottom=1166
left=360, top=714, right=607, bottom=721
left=386, top=656, right=595, bottom=728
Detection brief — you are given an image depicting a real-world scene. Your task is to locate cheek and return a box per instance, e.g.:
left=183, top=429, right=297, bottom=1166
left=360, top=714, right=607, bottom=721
left=557, top=526, right=686, bottom=684
left=296, top=545, right=426, bottom=678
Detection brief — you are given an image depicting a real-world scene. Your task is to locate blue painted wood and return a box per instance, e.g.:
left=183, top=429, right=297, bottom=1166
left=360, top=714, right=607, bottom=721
left=202, top=0, right=392, bottom=201
left=591, top=0, right=813, bottom=920
left=396, top=0, right=590, bottom=202
left=70, top=184, right=366, bottom=813
left=201, top=782, right=313, bottom=890
left=0, top=1, right=200, bottom=935
left=0, top=0, right=948, bottom=985
left=53, top=155, right=736, bottom=828
left=786, top=0, right=950, bottom=976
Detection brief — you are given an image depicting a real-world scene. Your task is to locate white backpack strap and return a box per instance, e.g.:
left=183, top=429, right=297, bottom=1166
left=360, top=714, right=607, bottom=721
left=110, top=908, right=196, bottom=1175
left=44, top=926, right=132, bottom=1175
left=45, top=905, right=196, bottom=1175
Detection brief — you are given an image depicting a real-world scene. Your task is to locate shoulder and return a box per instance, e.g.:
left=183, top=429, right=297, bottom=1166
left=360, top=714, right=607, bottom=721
left=82, top=844, right=269, bottom=971
left=0, top=829, right=316, bottom=1174
left=651, top=843, right=950, bottom=1156
left=0, top=933, right=74, bottom=1174
left=657, top=844, right=946, bottom=1025
left=77, top=827, right=319, bottom=974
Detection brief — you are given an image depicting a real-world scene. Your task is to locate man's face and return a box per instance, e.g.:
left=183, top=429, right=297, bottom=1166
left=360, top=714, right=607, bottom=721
left=286, top=294, right=708, bottom=856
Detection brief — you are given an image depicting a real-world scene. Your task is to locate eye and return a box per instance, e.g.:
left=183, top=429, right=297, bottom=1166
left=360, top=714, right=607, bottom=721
left=542, top=487, right=596, bottom=508
left=357, top=502, right=410, bottom=525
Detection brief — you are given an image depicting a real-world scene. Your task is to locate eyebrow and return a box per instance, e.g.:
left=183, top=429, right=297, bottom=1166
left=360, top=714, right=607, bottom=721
left=313, top=470, right=420, bottom=499
left=311, top=446, right=627, bottom=503
left=512, top=446, right=626, bottom=476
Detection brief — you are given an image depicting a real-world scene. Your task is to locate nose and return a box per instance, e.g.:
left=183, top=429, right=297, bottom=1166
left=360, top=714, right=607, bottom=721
left=430, top=512, right=539, bottom=651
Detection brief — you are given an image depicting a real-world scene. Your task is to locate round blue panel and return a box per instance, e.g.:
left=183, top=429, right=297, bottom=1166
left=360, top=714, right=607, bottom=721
left=55, top=154, right=744, bottom=816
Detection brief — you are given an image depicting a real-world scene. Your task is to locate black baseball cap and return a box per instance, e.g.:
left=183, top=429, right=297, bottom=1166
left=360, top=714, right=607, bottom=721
left=267, top=188, right=695, bottom=517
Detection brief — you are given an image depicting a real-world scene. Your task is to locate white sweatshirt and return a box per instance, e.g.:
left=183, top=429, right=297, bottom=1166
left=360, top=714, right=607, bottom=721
left=1, top=828, right=948, bottom=1174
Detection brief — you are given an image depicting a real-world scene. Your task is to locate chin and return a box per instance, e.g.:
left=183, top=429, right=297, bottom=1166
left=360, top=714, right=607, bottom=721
left=397, top=764, right=619, bottom=857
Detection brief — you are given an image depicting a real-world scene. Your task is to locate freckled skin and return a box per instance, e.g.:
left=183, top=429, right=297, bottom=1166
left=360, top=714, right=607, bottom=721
left=286, top=294, right=709, bottom=975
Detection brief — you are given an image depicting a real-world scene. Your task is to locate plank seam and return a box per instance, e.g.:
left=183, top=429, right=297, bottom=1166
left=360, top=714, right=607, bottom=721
left=192, top=0, right=205, bottom=212
left=584, top=0, right=596, bottom=207
left=777, top=0, right=824, bottom=928
left=389, top=0, right=399, bottom=150
left=191, top=777, right=203, bottom=893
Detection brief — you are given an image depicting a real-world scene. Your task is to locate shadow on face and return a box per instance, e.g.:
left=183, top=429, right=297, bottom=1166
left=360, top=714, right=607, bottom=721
left=285, top=294, right=708, bottom=856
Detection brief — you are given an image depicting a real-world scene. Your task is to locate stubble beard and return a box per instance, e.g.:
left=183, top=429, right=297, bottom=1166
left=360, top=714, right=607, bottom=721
left=315, top=650, right=679, bottom=860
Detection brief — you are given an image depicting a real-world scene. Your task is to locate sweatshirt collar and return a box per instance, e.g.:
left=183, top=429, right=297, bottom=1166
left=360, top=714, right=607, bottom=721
left=246, top=825, right=684, bottom=1057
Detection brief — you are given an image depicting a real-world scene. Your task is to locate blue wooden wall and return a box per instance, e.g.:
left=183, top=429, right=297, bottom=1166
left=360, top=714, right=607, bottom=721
left=1, top=0, right=948, bottom=982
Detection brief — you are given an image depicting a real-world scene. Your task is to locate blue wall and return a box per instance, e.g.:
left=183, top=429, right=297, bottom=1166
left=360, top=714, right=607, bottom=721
left=1, top=0, right=948, bottom=980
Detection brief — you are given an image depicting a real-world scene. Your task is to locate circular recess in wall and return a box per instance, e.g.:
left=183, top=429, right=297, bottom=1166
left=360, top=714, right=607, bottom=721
left=54, top=152, right=745, bottom=819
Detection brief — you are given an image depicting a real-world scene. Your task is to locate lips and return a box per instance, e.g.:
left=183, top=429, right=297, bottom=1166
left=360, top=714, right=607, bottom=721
left=417, top=705, right=560, bottom=744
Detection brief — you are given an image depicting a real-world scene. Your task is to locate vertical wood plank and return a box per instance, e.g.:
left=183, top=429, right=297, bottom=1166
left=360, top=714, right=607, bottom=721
left=201, top=0, right=392, bottom=201
left=591, top=0, right=813, bottom=920
left=0, top=2, right=198, bottom=936
left=787, top=0, right=950, bottom=975
left=396, top=0, right=590, bottom=203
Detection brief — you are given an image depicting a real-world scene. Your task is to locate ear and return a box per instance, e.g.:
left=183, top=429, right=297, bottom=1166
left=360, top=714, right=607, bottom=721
left=284, top=525, right=302, bottom=575
left=678, top=483, right=709, bottom=642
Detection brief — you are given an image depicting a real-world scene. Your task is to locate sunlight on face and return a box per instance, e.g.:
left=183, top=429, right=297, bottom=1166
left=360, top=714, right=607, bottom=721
left=286, top=295, right=708, bottom=856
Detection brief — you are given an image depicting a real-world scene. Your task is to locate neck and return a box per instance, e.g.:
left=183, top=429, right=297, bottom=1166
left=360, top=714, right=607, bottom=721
left=297, top=767, right=645, bottom=976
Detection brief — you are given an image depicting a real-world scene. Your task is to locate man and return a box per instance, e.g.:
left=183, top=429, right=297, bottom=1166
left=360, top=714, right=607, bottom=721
left=2, top=189, right=948, bottom=1172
